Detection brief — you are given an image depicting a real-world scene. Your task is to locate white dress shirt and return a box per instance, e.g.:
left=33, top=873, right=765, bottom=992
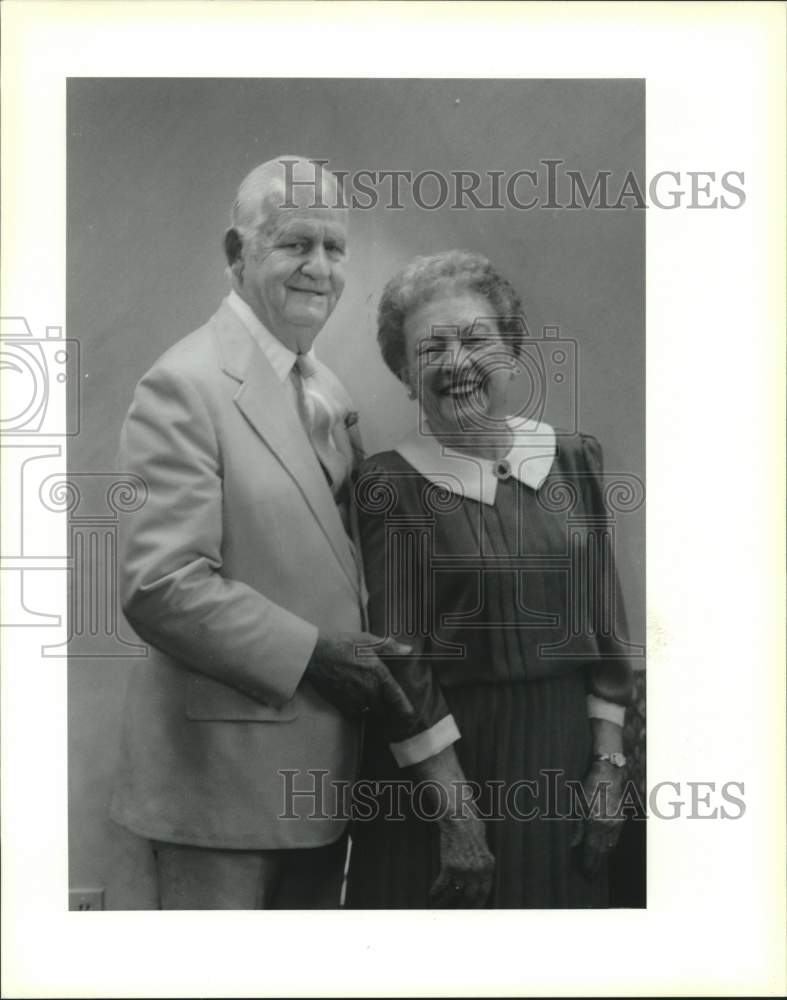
left=225, top=290, right=350, bottom=483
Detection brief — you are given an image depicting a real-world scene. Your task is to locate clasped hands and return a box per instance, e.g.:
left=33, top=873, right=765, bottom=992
left=303, top=631, right=416, bottom=724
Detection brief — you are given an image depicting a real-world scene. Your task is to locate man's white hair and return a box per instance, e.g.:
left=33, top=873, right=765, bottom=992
left=230, top=155, right=341, bottom=240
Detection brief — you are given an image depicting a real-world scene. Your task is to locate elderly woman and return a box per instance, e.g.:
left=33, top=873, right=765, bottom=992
left=346, top=250, right=634, bottom=908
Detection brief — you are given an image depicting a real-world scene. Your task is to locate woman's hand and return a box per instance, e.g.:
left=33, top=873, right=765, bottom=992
left=570, top=760, right=626, bottom=878
left=428, top=813, right=495, bottom=908
left=409, top=744, right=495, bottom=907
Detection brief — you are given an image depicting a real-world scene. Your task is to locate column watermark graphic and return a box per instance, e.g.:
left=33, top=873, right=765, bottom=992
left=1, top=316, right=148, bottom=656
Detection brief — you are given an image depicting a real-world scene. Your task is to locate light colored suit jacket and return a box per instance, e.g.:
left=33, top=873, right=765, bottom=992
left=110, top=300, right=365, bottom=849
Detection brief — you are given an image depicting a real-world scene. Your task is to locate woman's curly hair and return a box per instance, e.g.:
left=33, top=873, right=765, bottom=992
left=377, top=249, right=527, bottom=380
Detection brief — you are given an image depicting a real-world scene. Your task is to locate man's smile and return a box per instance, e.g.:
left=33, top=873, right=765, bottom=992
left=288, top=285, right=329, bottom=296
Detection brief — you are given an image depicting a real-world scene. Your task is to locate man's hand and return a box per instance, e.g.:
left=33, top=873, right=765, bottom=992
left=303, top=632, right=415, bottom=726
left=570, top=761, right=626, bottom=878
left=428, top=813, right=495, bottom=908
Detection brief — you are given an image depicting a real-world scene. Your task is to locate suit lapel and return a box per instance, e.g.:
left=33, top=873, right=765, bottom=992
left=210, top=302, right=361, bottom=595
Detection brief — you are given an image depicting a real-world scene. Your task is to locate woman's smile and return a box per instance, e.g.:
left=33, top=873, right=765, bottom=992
left=434, top=371, right=485, bottom=398
left=403, top=294, right=513, bottom=430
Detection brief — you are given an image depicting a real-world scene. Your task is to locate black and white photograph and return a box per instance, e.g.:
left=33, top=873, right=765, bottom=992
left=1, top=2, right=784, bottom=997
left=67, top=76, right=646, bottom=913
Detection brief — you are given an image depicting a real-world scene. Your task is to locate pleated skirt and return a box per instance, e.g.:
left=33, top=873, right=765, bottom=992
left=345, top=668, right=608, bottom=909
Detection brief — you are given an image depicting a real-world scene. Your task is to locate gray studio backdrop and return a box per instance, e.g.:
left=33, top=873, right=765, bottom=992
left=67, top=78, right=645, bottom=908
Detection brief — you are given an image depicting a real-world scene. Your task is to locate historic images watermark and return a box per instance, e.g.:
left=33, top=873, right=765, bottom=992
left=278, top=157, right=746, bottom=212
left=279, top=769, right=746, bottom=822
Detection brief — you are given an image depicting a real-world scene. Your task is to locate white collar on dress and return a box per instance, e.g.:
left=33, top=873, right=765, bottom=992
left=395, top=417, right=556, bottom=506
left=226, top=290, right=316, bottom=382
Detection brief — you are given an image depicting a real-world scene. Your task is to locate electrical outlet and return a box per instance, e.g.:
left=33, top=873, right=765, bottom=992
left=69, top=888, right=105, bottom=911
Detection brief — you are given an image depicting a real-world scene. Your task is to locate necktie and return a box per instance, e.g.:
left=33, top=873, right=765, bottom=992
left=292, top=353, right=350, bottom=493
left=293, top=354, right=366, bottom=613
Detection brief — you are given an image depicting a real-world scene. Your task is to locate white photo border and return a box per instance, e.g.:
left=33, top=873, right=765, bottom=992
left=1, top=2, right=785, bottom=997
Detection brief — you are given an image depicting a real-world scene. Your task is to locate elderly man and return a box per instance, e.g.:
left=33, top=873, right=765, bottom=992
left=109, top=157, right=431, bottom=909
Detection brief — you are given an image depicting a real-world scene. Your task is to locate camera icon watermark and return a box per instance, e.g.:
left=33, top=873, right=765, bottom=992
left=516, top=323, right=578, bottom=433
left=415, top=318, right=578, bottom=445
left=1, top=315, right=146, bottom=656
left=0, top=317, right=80, bottom=436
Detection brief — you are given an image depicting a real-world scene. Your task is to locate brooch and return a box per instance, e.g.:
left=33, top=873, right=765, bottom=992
left=493, top=458, right=512, bottom=481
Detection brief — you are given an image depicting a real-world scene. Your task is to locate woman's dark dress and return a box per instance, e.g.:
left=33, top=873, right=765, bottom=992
left=345, top=431, right=633, bottom=909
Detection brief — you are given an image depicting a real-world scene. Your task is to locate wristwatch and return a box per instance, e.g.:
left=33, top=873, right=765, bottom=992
left=592, top=752, right=627, bottom=768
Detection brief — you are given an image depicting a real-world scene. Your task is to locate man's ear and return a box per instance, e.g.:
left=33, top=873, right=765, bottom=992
left=224, top=228, right=244, bottom=271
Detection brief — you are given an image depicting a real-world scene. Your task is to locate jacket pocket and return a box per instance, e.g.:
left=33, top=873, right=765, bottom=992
left=185, top=674, right=298, bottom=722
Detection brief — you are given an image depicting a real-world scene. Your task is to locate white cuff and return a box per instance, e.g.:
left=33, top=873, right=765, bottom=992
left=586, top=694, right=626, bottom=726
left=389, top=714, right=461, bottom=767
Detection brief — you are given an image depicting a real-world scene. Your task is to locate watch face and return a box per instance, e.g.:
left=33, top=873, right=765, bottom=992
left=610, top=752, right=627, bottom=768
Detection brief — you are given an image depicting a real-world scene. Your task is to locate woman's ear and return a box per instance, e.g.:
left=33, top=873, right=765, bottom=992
left=224, top=228, right=244, bottom=278
left=400, top=368, right=417, bottom=400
